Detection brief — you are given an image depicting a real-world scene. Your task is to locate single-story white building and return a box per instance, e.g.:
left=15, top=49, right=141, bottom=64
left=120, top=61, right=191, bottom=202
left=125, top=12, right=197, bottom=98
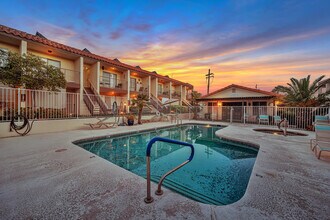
left=196, top=84, right=279, bottom=122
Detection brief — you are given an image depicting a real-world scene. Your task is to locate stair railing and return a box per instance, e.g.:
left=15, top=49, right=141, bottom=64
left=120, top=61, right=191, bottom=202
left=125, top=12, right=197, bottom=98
left=144, top=137, right=194, bottom=203
left=88, top=80, right=110, bottom=115
left=83, top=88, right=95, bottom=115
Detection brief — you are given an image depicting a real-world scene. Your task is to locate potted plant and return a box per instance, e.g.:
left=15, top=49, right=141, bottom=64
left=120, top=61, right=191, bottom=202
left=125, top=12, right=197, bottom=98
left=126, top=114, right=135, bottom=126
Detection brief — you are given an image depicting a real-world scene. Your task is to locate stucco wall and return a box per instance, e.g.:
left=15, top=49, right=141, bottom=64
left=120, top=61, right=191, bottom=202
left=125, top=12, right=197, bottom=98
left=28, top=50, right=76, bottom=82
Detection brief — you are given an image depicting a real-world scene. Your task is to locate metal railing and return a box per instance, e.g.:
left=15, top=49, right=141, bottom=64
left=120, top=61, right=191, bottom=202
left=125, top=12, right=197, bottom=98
left=100, top=77, right=123, bottom=89
left=157, top=91, right=170, bottom=97
left=89, top=82, right=111, bottom=114
left=1, top=86, right=328, bottom=131
left=188, top=106, right=330, bottom=130
left=61, top=68, right=80, bottom=83
left=171, top=92, right=181, bottom=99
left=0, top=87, right=79, bottom=121
left=144, top=137, right=194, bottom=203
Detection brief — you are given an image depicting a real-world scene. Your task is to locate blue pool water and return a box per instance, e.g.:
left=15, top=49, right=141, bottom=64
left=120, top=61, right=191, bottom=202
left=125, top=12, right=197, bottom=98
left=75, top=124, right=258, bottom=205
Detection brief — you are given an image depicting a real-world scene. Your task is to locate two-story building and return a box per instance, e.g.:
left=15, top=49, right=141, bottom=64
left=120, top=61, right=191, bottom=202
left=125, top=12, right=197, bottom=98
left=0, top=25, right=193, bottom=115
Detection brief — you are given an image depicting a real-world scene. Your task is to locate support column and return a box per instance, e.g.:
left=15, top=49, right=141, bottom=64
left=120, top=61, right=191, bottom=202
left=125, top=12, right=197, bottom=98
left=148, top=76, right=151, bottom=99
left=19, top=40, right=27, bottom=55
left=169, top=82, right=172, bottom=100
left=127, top=70, right=131, bottom=101
left=76, top=57, right=84, bottom=114
left=180, top=85, right=183, bottom=105
left=126, top=70, right=131, bottom=113
left=96, top=62, right=100, bottom=93
left=155, top=78, right=158, bottom=98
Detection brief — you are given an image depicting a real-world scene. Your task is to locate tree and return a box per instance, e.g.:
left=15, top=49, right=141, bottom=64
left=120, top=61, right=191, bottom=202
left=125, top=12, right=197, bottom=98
left=0, top=50, right=24, bottom=87
left=272, top=75, right=330, bottom=107
left=190, top=90, right=202, bottom=119
left=190, top=90, right=202, bottom=106
left=131, top=93, right=149, bottom=124
left=0, top=51, right=66, bottom=91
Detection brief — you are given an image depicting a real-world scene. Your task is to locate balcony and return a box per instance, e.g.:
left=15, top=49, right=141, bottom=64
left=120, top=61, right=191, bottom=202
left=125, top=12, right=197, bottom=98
left=100, top=76, right=123, bottom=89
left=158, top=91, right=170, bottom=98
left=61, top=68, right=80, bottom=89
left=172, top=92, right=181, bottom=99
left=130, top=83, right=149, bottom=94
left=100, top=77, right=127, bottom=95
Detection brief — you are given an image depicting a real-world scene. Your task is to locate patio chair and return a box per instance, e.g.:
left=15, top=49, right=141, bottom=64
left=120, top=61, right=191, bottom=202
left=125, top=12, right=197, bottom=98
left=244, top=115, right=257, bottom=123
left=310, top=124, right=330, bottom=159
left=314, top=115, right=329, bottom=125
left=273, top=115, right=281, bottom=125
left=259, top=115, right=269, bottom=125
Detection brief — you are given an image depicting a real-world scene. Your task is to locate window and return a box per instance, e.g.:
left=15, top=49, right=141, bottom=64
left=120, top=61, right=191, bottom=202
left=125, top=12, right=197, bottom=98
left=232, top=88, right=236, bottom=93
left=130, top=78, right=136, bottom=91
left=0, top=48, right=8, bottom=67
left=41, top=57, right=61, bottom=68
left=101, top=71, right=117, bottom=88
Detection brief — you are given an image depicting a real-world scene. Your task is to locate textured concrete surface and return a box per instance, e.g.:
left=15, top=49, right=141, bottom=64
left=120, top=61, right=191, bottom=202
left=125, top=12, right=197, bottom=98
left=0, top=121, right=329, bottom=219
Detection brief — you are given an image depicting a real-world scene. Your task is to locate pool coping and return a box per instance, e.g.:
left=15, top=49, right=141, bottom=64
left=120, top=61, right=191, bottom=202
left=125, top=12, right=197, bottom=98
left=72, top=123, right=226, bottom=144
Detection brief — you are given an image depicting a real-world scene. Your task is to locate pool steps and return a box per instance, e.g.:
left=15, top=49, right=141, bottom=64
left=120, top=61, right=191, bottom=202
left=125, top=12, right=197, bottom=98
left=151, top=175, right=225, bottom=205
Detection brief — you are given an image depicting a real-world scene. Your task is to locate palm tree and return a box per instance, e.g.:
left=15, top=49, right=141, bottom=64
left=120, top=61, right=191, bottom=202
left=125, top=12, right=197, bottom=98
left=190, top=90, right=202, bottom=119
left=190, top=90, right=202, bottom=106
left=272, top=75, right=330, bottom=107
left=131, top=93, right=149, bottom=124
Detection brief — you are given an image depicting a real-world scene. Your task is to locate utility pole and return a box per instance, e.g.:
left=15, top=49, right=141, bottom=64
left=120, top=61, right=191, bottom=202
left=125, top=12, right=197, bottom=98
left=205, top=69, right=214, bottom=95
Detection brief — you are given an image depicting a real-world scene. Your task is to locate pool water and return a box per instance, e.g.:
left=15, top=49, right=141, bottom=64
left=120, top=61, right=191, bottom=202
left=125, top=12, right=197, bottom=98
left=75, top=124, right=258, bottom=205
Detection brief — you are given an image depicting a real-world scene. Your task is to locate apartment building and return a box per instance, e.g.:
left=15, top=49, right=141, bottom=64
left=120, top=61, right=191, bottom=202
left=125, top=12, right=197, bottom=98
left=0, top=25, right=193, bottom=115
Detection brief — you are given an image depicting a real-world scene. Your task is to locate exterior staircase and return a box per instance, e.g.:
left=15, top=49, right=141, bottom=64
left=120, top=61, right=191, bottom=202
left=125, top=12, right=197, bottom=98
left=149, top=94, right=169, bottom=114
left=182, top=99, right=193, bottom=109
left=83, top=87, right=110, bottom=116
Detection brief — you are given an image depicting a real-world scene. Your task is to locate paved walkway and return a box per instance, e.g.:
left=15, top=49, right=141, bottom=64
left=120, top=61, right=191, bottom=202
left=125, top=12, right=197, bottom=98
left=0, top=121, right=329, bottom=219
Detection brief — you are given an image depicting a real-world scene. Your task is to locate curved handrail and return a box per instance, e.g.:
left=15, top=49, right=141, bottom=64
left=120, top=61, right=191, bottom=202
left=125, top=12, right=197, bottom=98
left=144, top=137, right=194, bottom=203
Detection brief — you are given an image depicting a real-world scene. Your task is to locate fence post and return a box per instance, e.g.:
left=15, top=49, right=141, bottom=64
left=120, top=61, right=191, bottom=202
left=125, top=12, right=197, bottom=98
left=76, top=93, right=79, bottom=119
left=18, top=88, right=21, bottom=117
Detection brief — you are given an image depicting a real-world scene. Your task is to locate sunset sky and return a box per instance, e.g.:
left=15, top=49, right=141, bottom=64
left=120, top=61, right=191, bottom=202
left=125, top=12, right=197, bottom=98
left=1, top=0, right=330, bottom=94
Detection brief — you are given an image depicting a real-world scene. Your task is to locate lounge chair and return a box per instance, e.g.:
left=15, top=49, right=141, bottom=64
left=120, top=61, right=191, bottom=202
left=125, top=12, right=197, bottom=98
left=314, top=115, right=329, bottom=125
left=85, top=117, right=118, bottom=129
left=310, top=124, right=330, bottom=159
left=259, top=115, right=269, bottom=125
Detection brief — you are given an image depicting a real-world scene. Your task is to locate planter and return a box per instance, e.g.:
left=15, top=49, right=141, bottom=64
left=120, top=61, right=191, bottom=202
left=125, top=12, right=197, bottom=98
left=127, top=119, right=134, bottom=126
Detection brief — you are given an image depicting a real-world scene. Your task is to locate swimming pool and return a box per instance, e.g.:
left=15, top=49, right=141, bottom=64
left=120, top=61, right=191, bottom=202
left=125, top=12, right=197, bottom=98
left=74, top=124, right=258, bottom=205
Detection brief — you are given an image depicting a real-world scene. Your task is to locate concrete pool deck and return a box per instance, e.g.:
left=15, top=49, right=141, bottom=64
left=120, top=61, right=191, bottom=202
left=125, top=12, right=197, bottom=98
left=0, top=121, right=329, bottom=219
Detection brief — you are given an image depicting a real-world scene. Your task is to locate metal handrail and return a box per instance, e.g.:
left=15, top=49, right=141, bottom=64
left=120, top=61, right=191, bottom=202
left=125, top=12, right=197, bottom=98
left=144, top=137, right=194, bottom=204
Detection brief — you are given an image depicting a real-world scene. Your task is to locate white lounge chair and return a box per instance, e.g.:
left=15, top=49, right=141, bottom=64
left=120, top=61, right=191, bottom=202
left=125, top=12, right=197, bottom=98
left=85, top=117, right=118, bottom=129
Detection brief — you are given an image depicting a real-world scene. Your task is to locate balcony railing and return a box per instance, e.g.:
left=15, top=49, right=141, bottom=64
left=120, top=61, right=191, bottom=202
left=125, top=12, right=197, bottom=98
left=130, top=85, right=149, bottom=94
left=100, top=77, right=123, bottom=89
left=60, top=68, right=80, bottom=82
left=172, top=92, right=181, bottom=99
left=158, top=91, right=170, bottom=97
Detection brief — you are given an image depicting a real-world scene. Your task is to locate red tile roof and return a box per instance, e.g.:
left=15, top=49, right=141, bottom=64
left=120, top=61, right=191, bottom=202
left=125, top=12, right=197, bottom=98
left=200, top=84, right=278, bottom=99
left=0, top=24, right=193, bottom=89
